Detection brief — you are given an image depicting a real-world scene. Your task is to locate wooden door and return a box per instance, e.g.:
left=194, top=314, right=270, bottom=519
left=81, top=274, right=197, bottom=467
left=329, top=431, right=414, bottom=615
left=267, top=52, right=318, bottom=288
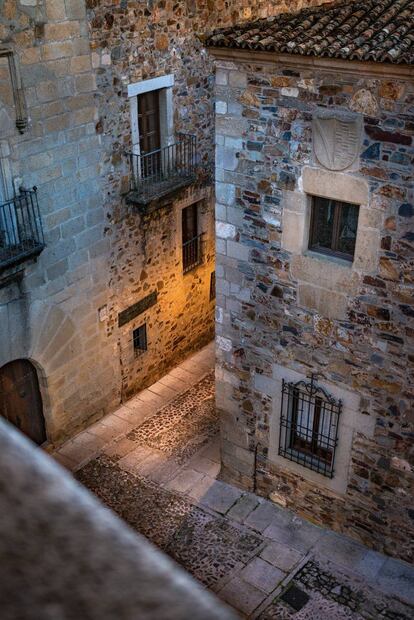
left=0, top=359, right=46, bottom=445
left=138, top=90, right=161, bottom=154
left=138, top=90, right=161, bottom=178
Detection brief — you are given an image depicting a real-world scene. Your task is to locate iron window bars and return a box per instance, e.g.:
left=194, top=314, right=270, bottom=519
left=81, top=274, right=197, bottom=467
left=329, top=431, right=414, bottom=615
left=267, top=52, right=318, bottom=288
left=127, top=134, right=196, bottom=204
left=133, top=324, right=147, bottom=357
left=183, top=234, right=203, bottom=274
left=0, top=187, right=45, bottom=270
left=309, top=196, right=359, bottom=261
left=279, top=375, right=342, bottom=478
left=209, top=270, right=216, bottom=301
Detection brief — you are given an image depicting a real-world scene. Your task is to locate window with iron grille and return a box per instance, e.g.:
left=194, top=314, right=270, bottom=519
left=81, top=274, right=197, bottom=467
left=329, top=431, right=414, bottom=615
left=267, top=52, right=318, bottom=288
left=279, top=375, right=341, bottom=478
left=209, top=271, right=216, bottom=301
left=133, top=324, right=147, bottom=357
left=182, top=203, right=202, bottom=273
left=309, top=196, right=359, bottom=262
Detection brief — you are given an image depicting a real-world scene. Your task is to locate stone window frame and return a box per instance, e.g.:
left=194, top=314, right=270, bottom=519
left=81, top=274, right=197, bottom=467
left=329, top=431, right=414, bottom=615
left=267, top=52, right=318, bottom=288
left=281, top=166, right=381, bottom=320
left=128, top=75, right=175, bottom=159
left=259, top=364, right=375, bottom=495
left=0, top=47, right=28, bottom=135
left=0, top=140, right=14, bottom=203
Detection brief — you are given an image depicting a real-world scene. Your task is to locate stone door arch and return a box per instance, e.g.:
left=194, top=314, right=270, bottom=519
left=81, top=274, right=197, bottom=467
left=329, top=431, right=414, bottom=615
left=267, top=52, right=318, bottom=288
left=0, top=359, right=46, bottom=445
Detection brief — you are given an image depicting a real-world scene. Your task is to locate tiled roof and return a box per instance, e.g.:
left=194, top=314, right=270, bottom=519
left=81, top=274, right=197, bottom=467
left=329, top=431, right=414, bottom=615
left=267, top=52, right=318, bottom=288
left=204, top=0, right=414, bottom=65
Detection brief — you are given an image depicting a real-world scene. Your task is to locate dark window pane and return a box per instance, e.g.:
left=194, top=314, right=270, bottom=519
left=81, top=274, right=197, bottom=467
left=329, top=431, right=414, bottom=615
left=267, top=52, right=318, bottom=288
left=311, top=198, right=335, bottom=251
left=133, top=324, right=147, bottom=357
left=182, top=204, right=198, bottom=243
left=336, top=202, right=359, bottom=256
left=309, top=196, right=359, bottom=260
left=182, top=203, right=201, bottom=273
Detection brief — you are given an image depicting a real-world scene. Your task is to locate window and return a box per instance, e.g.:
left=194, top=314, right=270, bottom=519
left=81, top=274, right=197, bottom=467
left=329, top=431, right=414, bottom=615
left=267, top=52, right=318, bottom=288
left=133, top=324, right=147, bottom=357
left=279, top=375, right=341, bottom=478
left=182, top=204, right=202, bottom=273
left=209, top=271, right=216, bottom=301
left=309, top=196, right=359, bottom=261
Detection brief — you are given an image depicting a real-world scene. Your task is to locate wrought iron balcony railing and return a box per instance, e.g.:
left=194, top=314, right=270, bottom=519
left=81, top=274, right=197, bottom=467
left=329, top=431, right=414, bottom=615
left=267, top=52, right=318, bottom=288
left=0, top=187, right=45, bottom=271
left=127, top=134, right=197, bottom=207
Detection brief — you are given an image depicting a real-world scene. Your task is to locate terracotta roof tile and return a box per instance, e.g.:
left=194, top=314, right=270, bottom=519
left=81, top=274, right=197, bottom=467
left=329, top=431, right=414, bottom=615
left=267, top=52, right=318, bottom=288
left=204, top=0, right=414, bottom=65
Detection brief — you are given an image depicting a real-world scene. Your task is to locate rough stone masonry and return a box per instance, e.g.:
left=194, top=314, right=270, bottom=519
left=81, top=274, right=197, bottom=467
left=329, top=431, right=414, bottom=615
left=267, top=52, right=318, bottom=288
left=209, top=22, right=414, bottom=563
left=0, top=0, right=332, bottom=443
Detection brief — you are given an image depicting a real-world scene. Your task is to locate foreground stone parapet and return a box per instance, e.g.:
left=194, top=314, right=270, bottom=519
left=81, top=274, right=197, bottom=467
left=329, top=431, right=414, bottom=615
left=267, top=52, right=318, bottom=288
left=0, top=419, right=236, bottom=620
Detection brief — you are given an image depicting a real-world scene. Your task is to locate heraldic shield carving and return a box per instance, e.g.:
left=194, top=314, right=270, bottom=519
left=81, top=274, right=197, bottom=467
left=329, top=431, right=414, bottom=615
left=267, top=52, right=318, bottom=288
left=313, top=111, right=362, bottom=171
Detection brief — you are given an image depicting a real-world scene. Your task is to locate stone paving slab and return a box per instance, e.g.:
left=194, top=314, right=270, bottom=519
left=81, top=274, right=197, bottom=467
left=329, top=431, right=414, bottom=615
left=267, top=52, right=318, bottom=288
left=240, top=557, right=285, bottom=594
left=263, top=516, right=324, bottom=554
left=227, top=493, right=261, bottom=524
left=219, top=577, right=267, bottom=616
left=376, top=557, right=414, bottom=606
left=245, top=501, right=286, bottom=534
left=259, top=541, right=303, bottom=573
left=198, top=479, right=243, bottom=514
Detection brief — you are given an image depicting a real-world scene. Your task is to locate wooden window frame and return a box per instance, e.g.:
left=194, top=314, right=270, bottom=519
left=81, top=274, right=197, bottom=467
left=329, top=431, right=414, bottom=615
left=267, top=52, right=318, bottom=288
left=309, top=196, right=359, bottom=262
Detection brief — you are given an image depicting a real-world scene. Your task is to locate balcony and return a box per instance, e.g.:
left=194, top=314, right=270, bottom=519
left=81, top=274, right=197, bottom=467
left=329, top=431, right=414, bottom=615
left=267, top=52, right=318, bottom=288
left=0, top=187, right=45, bottom=271
left=126, top=134, right=196, bottom=210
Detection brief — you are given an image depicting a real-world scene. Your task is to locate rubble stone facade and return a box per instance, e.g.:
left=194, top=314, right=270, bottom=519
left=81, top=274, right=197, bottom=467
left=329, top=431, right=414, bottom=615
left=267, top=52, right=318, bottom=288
left=212, top=52, right=414, bottom=563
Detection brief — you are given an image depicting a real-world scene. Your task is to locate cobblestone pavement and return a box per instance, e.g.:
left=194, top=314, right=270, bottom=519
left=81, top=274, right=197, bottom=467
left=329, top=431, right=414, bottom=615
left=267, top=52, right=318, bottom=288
left=53, top=343, right=414, bottom=619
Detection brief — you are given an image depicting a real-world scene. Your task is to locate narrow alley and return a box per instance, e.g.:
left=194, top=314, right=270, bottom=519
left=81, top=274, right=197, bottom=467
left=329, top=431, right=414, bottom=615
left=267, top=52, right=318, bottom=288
left=53, top=344, right=414, bottom=619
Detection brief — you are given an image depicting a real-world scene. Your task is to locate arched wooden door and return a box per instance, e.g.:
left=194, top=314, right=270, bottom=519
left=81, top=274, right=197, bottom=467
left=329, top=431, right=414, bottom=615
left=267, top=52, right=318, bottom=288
left=0, top=359, right=46, bottom=445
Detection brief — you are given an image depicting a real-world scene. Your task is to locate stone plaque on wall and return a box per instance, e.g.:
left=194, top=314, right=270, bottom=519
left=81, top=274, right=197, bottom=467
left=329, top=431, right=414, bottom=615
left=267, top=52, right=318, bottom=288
left=118, top=291, right=158, bottom=327
left=313, top=111, right=362, bottom=171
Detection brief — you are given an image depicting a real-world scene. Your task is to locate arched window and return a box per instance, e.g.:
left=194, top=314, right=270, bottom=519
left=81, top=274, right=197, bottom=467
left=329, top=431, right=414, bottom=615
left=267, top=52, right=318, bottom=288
left=0, top=359, right=46, bottom=445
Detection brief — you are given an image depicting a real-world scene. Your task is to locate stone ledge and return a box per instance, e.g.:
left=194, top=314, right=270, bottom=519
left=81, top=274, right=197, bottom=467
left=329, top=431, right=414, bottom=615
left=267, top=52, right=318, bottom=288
left=302, top=167, right=369, bottom=205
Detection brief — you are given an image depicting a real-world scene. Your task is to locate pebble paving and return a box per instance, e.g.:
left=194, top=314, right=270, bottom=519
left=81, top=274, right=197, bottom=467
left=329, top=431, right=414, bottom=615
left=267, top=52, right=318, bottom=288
left=126, top=372, right=218, bottom=464
left=259, top=560, right=412, bottom=620
left=74, top=364, right=414, bottom=620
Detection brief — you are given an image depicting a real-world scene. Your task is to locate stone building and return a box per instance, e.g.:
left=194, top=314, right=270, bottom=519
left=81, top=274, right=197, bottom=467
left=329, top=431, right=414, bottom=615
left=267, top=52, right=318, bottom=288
left=1, top=1, right=330, bottom=444
left=206, top=0, right=414, bottom=563
left=0, top=0, right=217, bottom=444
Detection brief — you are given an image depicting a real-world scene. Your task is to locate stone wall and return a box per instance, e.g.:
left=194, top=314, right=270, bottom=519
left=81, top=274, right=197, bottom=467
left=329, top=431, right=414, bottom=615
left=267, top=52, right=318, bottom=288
left=214, top=56, right=414, bottom=562
left=0, top=0, right=120, bottom=442
left=85, top=0, right=332, bottom=399
left=0, top=0, right=336, bottom=439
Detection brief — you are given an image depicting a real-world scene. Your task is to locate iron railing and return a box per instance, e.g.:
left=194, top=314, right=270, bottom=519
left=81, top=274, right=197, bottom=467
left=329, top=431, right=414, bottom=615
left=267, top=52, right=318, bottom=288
left=279, top=375, right=341, bottom=478
left=183, top=233, right=203, bottom=274
left=127, top=134, right=196, bottom=205
left=0, top=187, right=45, bottom=270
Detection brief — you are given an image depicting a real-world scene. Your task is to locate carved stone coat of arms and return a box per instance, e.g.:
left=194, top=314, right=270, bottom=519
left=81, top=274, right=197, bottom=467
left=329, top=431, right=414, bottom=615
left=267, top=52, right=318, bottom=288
left=313, top=111, right=362, bottom=171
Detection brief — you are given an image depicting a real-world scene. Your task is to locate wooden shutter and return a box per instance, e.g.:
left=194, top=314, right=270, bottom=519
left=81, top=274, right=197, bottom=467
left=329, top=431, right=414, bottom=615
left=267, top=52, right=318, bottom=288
left=138, top=90, right=161, bottom=154
left=182, top=204, right=198, bottom=244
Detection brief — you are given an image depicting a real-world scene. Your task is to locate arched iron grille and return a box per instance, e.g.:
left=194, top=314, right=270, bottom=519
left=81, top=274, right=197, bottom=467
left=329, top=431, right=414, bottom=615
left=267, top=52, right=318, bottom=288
left=278, top=375, right=342, bottom=478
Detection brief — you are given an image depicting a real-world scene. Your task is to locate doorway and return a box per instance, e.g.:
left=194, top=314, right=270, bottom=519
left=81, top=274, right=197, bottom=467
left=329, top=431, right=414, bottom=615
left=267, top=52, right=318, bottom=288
left=0, top=359, right=47, bottom=445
